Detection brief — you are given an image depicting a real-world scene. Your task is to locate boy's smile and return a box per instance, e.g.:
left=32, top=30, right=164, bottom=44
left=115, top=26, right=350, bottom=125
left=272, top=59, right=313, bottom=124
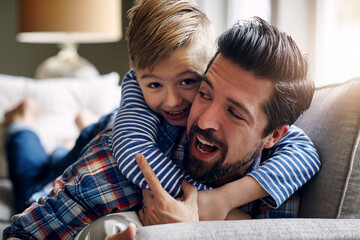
left=162, top=107, right=191, bottom=121
left=134, top=47, right=208, bottom=127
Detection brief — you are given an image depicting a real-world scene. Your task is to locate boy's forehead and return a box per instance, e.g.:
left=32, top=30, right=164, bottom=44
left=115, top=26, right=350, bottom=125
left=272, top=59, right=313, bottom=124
left=134, top=46, right=209, bottom=74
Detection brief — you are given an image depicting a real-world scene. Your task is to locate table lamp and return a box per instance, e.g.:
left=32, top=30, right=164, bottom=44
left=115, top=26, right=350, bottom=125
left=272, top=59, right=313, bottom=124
left=17, top=0, right=122, bottom=79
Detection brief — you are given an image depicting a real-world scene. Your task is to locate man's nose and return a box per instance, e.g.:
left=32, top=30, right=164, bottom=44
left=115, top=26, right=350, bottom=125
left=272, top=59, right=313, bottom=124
left=197, top=103, right=221, bottom=131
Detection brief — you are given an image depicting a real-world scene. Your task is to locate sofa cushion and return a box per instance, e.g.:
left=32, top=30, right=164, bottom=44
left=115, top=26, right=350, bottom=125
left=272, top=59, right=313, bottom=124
left=134, top=219, right=360, bottom=240
left=295, top=78, right=360, bottom=218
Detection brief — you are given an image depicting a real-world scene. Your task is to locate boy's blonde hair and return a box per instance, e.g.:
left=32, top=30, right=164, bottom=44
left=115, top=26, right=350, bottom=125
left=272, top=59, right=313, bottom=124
left=127, top=0, right=215, bottom=71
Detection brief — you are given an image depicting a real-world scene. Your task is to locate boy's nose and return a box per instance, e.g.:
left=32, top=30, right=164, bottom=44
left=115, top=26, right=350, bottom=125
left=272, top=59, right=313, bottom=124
left=164, top=90, right=182, bottom=107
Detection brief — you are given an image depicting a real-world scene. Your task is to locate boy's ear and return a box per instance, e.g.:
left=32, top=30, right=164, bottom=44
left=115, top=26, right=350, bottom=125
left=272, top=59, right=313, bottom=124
left=130, top=61, right=135, bottom=69
left=263, top=125, right=290, bottom=149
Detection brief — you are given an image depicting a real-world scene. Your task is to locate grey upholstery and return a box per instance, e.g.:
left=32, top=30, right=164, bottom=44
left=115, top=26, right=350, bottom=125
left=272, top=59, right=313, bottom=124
left=135, top=219, right=360, bottom=240
left=295, top=78, right=360, bottom=218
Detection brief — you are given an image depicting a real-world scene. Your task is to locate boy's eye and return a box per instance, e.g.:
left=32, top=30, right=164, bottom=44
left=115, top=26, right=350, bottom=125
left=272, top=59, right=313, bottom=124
left=180, top=79, right=197, bottom=86
left=148, top=82, right=162, bottom=88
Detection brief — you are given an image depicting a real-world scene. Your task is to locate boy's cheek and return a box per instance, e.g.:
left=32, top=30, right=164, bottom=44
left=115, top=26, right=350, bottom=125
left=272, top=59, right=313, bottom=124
left=141, top=93, right=161, bottom=113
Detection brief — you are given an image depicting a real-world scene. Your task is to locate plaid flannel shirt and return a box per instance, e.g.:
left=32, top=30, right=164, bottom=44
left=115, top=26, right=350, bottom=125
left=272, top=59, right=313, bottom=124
left=5, top=126, right=309, bottom=240
left=4, top=128, right=142, bottom=240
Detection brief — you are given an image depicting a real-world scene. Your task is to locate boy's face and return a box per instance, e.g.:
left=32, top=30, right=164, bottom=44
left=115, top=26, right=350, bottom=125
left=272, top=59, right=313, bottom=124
left=134, top=47, right=207, bottom=127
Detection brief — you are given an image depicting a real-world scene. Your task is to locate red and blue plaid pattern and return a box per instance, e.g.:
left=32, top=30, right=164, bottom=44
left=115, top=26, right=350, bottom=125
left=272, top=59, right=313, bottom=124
left=4, top=128, right=142, bottom=239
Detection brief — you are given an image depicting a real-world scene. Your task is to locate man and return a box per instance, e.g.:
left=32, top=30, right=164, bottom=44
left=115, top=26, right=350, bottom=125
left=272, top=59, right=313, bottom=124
left=82, top=17, right=319, bottom=239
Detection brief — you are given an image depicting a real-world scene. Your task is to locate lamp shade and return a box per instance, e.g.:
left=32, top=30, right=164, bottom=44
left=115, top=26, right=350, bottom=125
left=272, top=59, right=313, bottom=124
left=17, top=0, right=122, bottom=44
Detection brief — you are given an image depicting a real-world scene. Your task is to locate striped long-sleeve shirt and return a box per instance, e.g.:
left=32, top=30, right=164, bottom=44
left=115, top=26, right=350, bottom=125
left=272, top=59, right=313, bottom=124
left=111, top=69, right=321, bottom=208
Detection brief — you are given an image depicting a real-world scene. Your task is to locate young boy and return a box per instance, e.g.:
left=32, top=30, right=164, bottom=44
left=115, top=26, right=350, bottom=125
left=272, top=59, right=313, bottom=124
left=4, top=0, right=320, bottom=239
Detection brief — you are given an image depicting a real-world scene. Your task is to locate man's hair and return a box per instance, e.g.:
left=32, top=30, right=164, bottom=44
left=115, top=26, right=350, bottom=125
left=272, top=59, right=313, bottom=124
left=208, top=17, right=314, bottom=137
left=127, top=0, right=215, bottom=70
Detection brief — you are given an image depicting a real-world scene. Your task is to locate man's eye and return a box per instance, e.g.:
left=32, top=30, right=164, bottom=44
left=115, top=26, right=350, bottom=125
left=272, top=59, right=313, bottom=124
left=228, top=108, right=243, bottom=120
left=149, top=82, right=162, bottom=88
left=198, top=91, right=211, bottom=100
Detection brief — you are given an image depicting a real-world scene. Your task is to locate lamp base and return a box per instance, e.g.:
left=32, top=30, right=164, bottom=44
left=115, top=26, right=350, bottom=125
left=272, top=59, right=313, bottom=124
left=35, top=42, right=99, bottom=79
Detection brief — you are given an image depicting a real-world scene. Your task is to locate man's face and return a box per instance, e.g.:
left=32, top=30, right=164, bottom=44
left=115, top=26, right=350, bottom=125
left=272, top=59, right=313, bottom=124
left=185, top=54, right=274, bottom=185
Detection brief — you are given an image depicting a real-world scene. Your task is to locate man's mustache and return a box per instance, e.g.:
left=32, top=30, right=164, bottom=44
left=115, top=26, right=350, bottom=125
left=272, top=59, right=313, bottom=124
left=188, top=125, right=227, bottom=150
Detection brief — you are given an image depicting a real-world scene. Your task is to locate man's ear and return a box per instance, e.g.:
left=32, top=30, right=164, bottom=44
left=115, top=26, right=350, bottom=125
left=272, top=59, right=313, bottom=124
left=263, top=125, right=290, bottom=149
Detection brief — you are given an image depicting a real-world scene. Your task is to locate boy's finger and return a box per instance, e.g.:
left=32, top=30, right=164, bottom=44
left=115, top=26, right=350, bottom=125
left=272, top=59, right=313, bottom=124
left=135, top=153, right=164, bottom=194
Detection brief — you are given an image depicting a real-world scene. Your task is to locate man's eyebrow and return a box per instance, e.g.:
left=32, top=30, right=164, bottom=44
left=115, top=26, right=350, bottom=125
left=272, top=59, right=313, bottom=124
left=227, top=98, right=255, bottom=123
left=202, top=76, right=214, bottom=89
left=202, top=75, right=254, bottom=123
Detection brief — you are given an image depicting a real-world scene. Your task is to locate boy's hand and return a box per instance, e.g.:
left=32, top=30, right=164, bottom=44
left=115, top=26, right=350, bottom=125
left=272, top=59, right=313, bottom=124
left=197, top=188, right=233, bottom=220
left=225, top=208, right=251, bottom=220
left=197, top=187, right=251, bottom=221
left=198, top=175, right=267, bottom=221
left=135, top=154, right=199, bottom=225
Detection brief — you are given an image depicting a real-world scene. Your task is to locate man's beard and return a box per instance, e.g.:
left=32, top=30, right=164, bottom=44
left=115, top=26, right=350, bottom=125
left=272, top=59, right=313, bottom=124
left=184, top=125, right=263, bottom=184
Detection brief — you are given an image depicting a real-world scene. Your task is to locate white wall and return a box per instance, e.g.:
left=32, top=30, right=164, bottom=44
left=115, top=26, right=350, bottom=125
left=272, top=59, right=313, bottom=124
left=194, top=0, right=317, bottom=82
left=194, top=0, right=271, bottom=38
left=272, top=0, right=317, bottom=83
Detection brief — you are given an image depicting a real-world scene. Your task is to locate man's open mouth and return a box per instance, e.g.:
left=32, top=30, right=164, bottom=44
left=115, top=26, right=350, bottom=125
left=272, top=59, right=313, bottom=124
left=188, top=125, right=226, bottom=161
left=196, top=136, right=218, bottom=153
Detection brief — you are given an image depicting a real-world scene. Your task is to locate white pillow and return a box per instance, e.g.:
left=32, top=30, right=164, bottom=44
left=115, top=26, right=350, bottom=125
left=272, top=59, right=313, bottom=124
left=0, top=73, right=122, bottom=178
left=0, top=74, right=32, bottom=123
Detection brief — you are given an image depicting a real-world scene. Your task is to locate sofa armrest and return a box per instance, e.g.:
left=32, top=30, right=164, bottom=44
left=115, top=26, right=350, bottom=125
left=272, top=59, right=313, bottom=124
left=295, top=78, right=360, bottom=218
left=135, top=219, right=360, bottom=240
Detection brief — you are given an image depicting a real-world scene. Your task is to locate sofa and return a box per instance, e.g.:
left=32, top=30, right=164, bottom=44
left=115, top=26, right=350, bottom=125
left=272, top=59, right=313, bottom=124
left=1, top=77, right=360, bottom=239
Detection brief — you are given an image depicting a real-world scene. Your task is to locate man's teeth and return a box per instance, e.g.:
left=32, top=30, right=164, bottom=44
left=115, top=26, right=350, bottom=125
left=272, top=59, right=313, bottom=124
left=197, top=136, right=214, bottom=146
left=197, top=145, right=208, bottom=153
left=196, top=136, right=215, bottom=153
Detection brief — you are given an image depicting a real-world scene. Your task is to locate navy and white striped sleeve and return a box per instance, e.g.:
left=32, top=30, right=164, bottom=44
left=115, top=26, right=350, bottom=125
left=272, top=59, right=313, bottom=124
left=247, top=125, right=321, bottom=208
left=111, top=70, right=210, bottom=198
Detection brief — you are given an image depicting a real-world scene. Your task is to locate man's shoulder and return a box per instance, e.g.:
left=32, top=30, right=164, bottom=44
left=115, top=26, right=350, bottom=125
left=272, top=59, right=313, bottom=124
left=71, top=127, right=117, bottom=175
left=87, top=127, right=113, bottom=147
